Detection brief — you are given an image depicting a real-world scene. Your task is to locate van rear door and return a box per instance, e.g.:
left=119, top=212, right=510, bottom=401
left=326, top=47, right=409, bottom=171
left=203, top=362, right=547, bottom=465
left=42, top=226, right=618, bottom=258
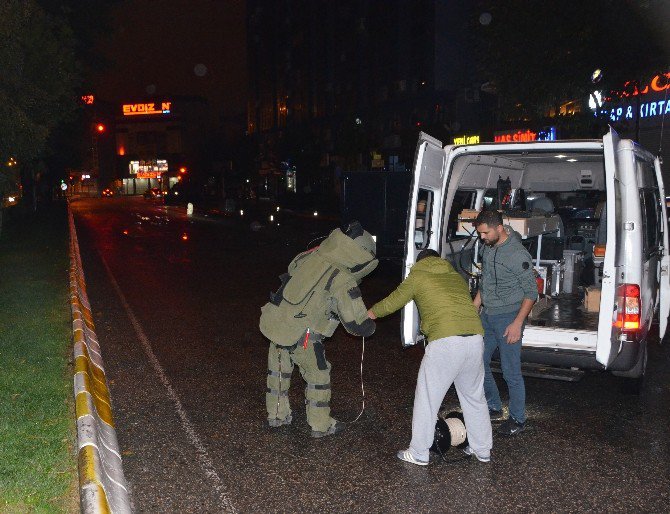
left=400, top=133, right=446, bottom=347
left=654, top=157, right=670, bottom=340
left=596, top=129, right=624, bottom=366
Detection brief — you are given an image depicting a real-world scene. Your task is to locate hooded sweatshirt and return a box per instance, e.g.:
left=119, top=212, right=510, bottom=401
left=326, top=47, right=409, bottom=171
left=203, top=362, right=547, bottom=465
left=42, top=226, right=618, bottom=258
left=370, top=256, right=483, bottom=342
left=480, top=233, right=538, bottom=315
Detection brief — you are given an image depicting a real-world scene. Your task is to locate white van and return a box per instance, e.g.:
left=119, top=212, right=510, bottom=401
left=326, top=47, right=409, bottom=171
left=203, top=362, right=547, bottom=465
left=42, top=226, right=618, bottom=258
left=402, top=129, right=669, bottom=379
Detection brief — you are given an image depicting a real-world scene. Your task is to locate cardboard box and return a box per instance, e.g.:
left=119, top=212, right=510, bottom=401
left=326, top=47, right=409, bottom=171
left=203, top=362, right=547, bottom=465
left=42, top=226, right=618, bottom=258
left=528, top=296, right=550, bottom=320
left=456, top=209, right=480, bottom=235
left=584, top=286, right=601, bottom=312
left=458, top=209, right=480, bottom=220
left=504, top=214, right=562, bottom=238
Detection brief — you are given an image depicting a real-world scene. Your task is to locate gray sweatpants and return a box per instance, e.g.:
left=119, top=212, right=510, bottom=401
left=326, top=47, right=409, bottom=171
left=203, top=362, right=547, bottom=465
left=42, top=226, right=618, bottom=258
left=409, top=335, right=493, bottom=461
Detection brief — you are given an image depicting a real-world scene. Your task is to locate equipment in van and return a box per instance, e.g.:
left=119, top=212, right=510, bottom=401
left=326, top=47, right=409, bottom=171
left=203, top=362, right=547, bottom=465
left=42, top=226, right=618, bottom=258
left=401, top=129, right=669, bottom=382
left=496, top=175, right=512, bottom=210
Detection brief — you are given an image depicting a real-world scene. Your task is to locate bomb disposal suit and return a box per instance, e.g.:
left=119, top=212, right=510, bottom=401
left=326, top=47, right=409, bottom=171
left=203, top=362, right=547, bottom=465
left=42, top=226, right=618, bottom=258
left=260, top=223, right=377, bottom=436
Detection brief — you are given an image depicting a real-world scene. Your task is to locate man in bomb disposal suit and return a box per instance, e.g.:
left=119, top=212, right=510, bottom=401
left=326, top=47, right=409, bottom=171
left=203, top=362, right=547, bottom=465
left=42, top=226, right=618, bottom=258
left=260, top=221, right=377, bottom=438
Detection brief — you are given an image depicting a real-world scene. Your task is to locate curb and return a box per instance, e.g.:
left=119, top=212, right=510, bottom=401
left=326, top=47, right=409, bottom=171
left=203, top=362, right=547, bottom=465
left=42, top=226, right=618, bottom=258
left=69, top=206, right=132, bottom=513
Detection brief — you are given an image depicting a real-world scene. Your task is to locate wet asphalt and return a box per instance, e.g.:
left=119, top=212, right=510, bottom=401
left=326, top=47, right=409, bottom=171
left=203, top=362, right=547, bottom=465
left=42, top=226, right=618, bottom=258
left=71, top=197, right=670, bottom=513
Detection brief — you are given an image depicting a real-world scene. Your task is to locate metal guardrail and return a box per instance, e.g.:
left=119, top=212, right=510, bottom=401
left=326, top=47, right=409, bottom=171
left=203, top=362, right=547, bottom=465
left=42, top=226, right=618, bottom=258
left=69, top=206, right=132, bottom=513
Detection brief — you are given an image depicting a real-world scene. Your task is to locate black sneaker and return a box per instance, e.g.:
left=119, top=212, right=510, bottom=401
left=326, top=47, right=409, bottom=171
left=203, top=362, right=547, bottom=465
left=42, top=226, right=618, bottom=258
left=489, top=408, right=503, bottom=420
left=497, top=417, right=526, bottom=436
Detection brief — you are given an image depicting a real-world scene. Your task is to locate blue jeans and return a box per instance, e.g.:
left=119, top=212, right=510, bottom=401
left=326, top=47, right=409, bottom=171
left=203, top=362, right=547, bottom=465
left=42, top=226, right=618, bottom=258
left=481, top=311, right=526, bottom=423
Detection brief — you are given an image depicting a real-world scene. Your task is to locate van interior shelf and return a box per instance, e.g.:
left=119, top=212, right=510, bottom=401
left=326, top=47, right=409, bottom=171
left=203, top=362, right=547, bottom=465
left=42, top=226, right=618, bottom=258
left=456, top=210, right=562, bottom=239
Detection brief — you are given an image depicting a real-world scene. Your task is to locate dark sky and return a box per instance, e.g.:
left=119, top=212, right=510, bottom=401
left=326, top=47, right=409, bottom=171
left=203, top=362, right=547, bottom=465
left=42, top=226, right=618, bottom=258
left=92, top=0, right=247, bottom=121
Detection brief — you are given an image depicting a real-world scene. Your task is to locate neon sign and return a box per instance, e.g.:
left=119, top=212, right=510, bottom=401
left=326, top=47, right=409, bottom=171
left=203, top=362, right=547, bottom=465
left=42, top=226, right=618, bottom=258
left=611, top=72, right=670, bottom=99
left=494, top=127, right=556, bottom=143
left=453, top=134, right=480, bottom=145
left=599, top=98, right=670, bottom=122
left=122, top=102, right=171, bottom=116
left=129, top=159, right=168, bottom=175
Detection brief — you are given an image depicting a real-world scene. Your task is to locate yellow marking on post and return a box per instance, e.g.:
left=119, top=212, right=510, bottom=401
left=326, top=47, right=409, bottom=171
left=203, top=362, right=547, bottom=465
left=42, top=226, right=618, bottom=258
left=76, top=391, right=92, bottom=417
left=73, top=329, right=86, bottom=345
left=75, top=356, right=112, bottom=402
left=78, top=445, right=101, bottom=486
left=91, top=392, right=114, bottom=426
left=78, top=448, right=112, bottom=512
left=76, top=347, right=108, bottom=387
left=75, top=369, right=114, bottom=426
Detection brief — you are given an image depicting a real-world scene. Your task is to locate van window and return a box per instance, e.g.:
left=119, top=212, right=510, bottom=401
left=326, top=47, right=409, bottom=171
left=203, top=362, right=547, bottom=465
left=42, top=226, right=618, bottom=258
left=640, top=188, right=662, bottom=255
left=414, top=188, right=433, bottom=249
left=445, top=190, right=477, bottom=240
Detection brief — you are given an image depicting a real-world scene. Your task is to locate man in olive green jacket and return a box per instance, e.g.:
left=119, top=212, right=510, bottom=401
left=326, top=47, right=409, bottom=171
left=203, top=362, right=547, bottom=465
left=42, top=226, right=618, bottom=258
left=368, top=249, right=492, bottom=465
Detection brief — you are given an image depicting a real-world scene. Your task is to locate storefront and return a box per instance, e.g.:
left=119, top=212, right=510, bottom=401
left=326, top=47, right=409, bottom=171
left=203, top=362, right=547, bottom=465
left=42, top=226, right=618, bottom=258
left=114, top=100, right=185, bottom=195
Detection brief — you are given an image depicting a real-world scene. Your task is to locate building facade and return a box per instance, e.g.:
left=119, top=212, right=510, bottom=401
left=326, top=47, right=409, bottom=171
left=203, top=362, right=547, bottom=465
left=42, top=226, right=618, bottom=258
left=245, top=0, right=483, bottom=200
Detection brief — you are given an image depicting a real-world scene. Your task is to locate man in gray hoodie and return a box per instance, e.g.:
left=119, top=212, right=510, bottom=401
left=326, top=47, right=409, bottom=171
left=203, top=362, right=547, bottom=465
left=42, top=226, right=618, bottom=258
left=473, top=210, right=537, bottom=436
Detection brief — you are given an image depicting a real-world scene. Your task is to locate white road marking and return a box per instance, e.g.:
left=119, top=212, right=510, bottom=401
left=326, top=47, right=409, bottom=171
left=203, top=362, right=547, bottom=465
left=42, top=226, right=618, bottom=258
left=101, top=255, right=237, bottom=513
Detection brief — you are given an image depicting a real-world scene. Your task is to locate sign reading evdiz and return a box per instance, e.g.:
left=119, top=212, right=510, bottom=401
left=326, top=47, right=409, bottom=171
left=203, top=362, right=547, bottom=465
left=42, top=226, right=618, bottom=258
left=122, top=102, right=171, bottom=116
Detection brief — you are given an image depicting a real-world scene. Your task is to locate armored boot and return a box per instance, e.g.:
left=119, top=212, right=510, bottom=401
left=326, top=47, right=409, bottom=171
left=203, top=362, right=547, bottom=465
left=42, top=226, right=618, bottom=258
left=293, top=339, right=336, bottom=433
left=266, top=342, right=294, bottom=427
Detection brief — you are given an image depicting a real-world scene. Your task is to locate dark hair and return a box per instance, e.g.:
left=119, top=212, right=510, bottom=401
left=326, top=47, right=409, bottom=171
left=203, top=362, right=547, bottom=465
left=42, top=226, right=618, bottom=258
left=416, top=249, right=440, bottom=262
left=474, top=209, right=503, bottom=228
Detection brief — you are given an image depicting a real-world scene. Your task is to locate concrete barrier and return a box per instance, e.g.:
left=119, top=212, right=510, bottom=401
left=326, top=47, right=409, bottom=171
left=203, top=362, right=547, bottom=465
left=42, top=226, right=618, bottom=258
left=69, top=206, right=132, bottom=513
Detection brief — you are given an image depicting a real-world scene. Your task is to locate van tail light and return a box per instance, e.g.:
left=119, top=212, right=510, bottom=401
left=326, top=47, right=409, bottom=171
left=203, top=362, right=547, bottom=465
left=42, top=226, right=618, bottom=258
left=614, top=284, right=641, bottom=331
left=593, top=244, right=606, bottom=258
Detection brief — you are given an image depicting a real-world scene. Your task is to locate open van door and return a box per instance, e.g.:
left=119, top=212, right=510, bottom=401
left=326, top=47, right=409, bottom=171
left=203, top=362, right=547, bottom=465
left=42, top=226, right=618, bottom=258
left=597, top=129, right=625, bottom=366
left=400, top=133, right=446, bottom=347
left=654, top=157, right=670, bottom=340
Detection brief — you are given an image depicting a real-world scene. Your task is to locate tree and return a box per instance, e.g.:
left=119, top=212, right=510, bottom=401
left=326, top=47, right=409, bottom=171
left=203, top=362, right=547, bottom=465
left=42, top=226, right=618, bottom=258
left=471, top=0, right=669, bottom=125
left=0, top=0, right=80, bottom=214
left=0, top=1, right=80, bottom=161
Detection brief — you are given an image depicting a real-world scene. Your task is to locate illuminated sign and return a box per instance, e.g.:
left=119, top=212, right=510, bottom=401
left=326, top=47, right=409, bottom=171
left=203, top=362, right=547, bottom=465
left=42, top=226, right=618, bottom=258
left=453, top=134, right=480, bottom=145
left=611, top=72, right=670, bottom=99
left=122, top=102, right=171, bottom=116
left=599, top=98, right=670, bottom=122
left=129, top=159, right=168, bottom=175
left=593, top=70, right=670, bottom=123
left=494, top=127, right=556, bottom=143
left=81, top=94, right=95, bottom=105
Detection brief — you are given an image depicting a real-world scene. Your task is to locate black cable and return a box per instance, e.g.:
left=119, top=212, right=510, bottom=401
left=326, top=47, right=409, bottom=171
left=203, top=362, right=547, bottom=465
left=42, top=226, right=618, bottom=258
left=434, top=444, right=471, bottom=465
left=306, top=234, right=328, bottom=249
left=458, top=231, right=480, bottom=278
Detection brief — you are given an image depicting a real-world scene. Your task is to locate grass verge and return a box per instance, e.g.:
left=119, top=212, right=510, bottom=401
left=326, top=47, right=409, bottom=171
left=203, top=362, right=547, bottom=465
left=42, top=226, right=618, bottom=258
left=0, top=203, right=78, bottom=513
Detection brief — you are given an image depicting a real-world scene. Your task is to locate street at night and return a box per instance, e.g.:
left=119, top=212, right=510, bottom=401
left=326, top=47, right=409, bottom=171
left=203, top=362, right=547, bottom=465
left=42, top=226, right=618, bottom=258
left=70, top=197, right=669, bottom=513
left=2, top=1, right=670, bottom=512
